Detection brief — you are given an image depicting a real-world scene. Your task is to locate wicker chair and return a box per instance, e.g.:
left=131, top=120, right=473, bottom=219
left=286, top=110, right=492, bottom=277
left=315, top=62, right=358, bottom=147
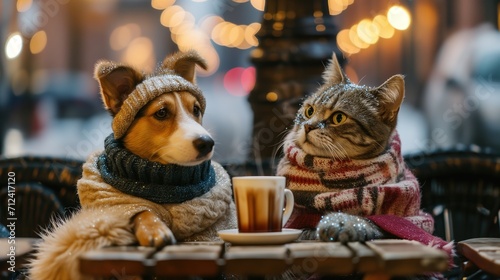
left=404, top=146, right=500, bottom=279
left=404, top=146, right=500, bottom=242
left=0, top=156, right=83, bottom=238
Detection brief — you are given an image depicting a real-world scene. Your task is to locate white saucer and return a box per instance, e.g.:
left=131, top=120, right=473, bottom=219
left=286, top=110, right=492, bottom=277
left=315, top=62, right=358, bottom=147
left=217, top=229, right=302, bottom=245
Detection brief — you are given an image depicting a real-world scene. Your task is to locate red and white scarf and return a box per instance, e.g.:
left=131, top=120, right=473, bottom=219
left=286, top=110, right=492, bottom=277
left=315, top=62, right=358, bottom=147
left=277, top=131, right=453, bottom=257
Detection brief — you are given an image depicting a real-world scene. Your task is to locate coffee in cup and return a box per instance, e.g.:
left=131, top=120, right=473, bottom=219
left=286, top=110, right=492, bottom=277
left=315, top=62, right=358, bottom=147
left=232, top=176, right=294, bottom=233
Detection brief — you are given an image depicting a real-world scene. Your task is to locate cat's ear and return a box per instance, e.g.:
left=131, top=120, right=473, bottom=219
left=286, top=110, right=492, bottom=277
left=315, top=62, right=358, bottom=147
left=322, top=53, right=345, bottom=85
left=373, top=74, right=405, bottom=123
left=94, top=61, right=144, bottom=115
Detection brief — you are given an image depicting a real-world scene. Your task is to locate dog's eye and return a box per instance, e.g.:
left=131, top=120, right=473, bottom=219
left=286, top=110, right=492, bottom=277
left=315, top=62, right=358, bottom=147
left=193, top=105, right=201, bottom=118
left=154, top=108, right=169, bottom=120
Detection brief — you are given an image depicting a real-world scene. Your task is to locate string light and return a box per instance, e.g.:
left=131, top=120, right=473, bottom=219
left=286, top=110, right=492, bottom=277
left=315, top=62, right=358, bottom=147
left=16, top=0, right=32, bottom=12
left=337, top=4, right=411, bottom=56
left=349, top=24, right=369, bottom=49
left=250, top=0, right=265, bottom=11
left=373, top=15, right=394, bottom=39
left=497, top=2, right=500, bottom=30
left=328, top=0, right=354, bottom=16
left=123, top=37, right=155, bottom=72
left=387, top=5, right=411, bottom=31
left=336, top=29, right=359, bottom=54
left=109, top=24, right=141, bottom=51
left=356, top=19, right=379, bottom=45
left=147, top=0, right=268, bottom=75
left=5, top=32, right=23, bottom=59
left=151, top=0, right=175, bottom=10
left=30, top=30, right=47, bottom=54
left=223, top=66, right=256, bottom=96
left=148, top=0, right=363, bottom=74
left=266, top=91, right=279, bottom=102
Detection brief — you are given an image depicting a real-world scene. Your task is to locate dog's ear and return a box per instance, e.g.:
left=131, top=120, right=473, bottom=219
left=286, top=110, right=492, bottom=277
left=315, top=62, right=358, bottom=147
left=162, top=50, right=208, bottom=83
left=94, top=61, right=143, bottom=115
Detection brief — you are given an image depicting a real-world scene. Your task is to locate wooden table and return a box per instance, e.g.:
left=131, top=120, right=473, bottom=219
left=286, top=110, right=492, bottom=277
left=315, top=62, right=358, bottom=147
left=79, top=239, right=449, bottom=279
left=457, top=238, right=500, bottom=277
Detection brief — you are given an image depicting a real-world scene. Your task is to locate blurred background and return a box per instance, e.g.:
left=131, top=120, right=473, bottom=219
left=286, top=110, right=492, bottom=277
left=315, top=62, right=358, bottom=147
left=1, top=0, right=499, bottom=168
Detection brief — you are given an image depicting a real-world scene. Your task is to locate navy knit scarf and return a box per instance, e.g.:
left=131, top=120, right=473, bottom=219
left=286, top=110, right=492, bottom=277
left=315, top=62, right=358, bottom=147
left=97, top=134, right=216, bottom=204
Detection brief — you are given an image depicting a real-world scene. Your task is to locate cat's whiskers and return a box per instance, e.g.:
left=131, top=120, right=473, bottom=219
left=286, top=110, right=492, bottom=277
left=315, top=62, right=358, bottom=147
left=323, top=143, right=340, bottom=160
left=317, top=137, right=349, bottom=161
left=334, top=143, right=350, bottom=160
left=272, top=135, right=289, bottom=164
left=370, top=139, right=387, bottom=156
left=330, top=143, right=349, bottom=161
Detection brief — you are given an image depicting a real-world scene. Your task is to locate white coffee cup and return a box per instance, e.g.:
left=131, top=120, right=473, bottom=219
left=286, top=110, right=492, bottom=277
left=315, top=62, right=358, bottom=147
left=232, top=176, right=294, bottom=233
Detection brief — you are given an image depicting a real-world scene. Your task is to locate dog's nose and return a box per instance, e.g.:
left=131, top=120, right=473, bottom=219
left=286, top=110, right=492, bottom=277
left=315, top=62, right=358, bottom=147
left=193, top=135, right=214, bottom=158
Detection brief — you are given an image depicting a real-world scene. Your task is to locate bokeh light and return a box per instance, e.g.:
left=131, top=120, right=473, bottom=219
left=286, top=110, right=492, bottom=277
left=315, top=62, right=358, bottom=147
left=336, top=29, right=359, bottom=55
left=148, top=0, right=267, bottom=75
left=200, top=15, right=224, bottom=32
left=265, top=91, right=278, bottom=102
left=151, top=0, right=175, bottom=10
left=123, top=37, right=155, bottom=71
left=110, top=24, right=141, bottom=51
left=3, top=129, right=24, bottom=157
left=387, top=5, right=411, bottom=30
left=245, top=22, right=261, bottom=47
left=211, top=20, right=260, bottom=49
left=349, top=25, right=369, bottom=49
left=196, top=47, right=219, bottom=77
left=241, top=67, right=256, bottom=93
left=337, top=5, right=409, bottom=56
left=328, top=0, right=354, bottom=15
left=5, top=32, right=23, bottom=59
left=373, top=15, right=395, bottom=39
left=16, top=0, right=32, bottom=12
left=250, top=0, right=265, bottom=11
left=30, top=30, right=47, bottom=54
left=356, top=19, right=379, bottom=44
left=223, top=67, right=256, bottom=96
left=161, top=5, right=186, bottom=28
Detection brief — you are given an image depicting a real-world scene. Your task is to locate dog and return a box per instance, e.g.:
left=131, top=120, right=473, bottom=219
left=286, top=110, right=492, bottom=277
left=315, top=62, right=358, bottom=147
left=30, top=50, right=237, bottom=279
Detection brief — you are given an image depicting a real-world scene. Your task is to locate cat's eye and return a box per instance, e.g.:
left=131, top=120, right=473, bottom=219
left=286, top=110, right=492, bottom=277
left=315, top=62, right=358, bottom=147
left=154, top=108, right=169, bottom=120
left=304, top=105, right=315, bottom=118
left=331, top=112, right=347, bottom=125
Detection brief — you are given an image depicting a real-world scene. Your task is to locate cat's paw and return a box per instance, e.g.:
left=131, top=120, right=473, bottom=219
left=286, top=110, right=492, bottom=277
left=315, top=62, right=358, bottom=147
left=133, top=211, right=176, bottom=247
left=316, top=212, right=384, bottom=243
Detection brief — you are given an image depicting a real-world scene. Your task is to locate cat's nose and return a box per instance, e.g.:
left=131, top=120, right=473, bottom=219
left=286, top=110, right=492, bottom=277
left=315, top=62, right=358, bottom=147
left=304, top=124, right=313, bottom=133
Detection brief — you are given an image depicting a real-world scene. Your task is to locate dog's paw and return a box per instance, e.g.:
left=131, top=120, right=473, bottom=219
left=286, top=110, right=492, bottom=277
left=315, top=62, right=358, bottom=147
left=133, top=211, right=176, bottom=247
left=316, top=212, right=384, bottom=243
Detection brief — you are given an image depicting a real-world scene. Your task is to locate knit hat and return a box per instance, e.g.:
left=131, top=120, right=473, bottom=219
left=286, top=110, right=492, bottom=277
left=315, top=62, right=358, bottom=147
left=112, top=74, right=206, bottom=139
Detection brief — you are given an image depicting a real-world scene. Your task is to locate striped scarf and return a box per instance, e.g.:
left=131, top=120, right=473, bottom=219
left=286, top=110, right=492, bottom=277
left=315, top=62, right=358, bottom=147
left=277, top=131, right=434, bottom=234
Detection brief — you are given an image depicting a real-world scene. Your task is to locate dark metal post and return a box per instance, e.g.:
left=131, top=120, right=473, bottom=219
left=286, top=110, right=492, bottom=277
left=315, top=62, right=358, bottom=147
left=248, top=0, right=344, bottom=170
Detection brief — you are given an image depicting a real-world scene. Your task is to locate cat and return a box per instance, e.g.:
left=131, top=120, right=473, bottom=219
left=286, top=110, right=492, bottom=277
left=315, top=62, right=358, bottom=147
left=277, top=53, right=435, bottom=243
